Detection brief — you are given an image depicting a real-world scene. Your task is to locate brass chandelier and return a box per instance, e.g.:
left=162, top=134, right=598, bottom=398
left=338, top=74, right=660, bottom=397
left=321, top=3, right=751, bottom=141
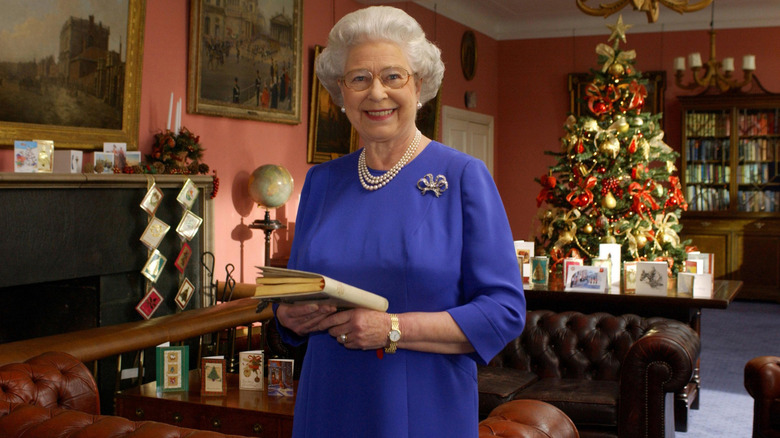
left=575, top=0, right=712, bottom=23
left=673, top=3, right=756, bottom=93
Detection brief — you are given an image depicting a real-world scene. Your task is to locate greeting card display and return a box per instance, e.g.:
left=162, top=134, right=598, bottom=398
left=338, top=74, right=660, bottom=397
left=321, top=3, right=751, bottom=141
left=563, top=257, right=583, bottom=285
left=267, top=358, right=294, bottom=396
left=156, top=345, right=189, bottom=392
left=598, top=243, right=621, bottom=287
left=564, top=265, right=608, bottom=292
left=636, top=261, right=669, bottom=295
left=176, top=210, right=203, bottom=241
left=591, top=258, right=612, bottom=291
left=177, top=178, right=199, bottom=210
left=136, top=287, right=164, bottom=319
left=14, top=141, right=38, bottom=172
left=141, top=249, right=167, bottom=283
left=175, top=278, right=195, bottom=310
left=140, top=217, right=170, bottom=249
left=174, top=242, right=193, bottom=273
left=140, top=184, right=164, bottom=216
left=93, top=152, right=114, bottom=173
left=513, top=240, right=534, bottom=284
left=53, top=150, right=83, bottom=173
left=623, top=261, right=637, bottom=291
left=33, top=140, right=53, bottom=173
left=677, top=272, right=714, bottom=297
left=530, top=256, right=549, bottom=285
left=201, top=357, right=227, bottom=395
left=104, top=142, right=127, bottom=169
left=239, top=350, right=265, bottom=391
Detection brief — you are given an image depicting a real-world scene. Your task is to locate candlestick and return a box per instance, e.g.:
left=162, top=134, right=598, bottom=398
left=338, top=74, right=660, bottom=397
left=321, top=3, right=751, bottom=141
left=167, top=92, right=173, bottom=131
left=673, top=57, right=685, bottom=71
left=742, top=55, right=755, bottom=71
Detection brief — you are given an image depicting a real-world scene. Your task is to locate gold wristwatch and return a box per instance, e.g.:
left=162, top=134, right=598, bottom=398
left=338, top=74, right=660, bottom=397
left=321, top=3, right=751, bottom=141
left=385, top=314, right=401, bottom=354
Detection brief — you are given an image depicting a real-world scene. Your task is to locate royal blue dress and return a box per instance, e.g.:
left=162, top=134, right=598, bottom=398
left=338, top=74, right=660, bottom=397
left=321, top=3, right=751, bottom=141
left=279, top=141, right=526, bottom=437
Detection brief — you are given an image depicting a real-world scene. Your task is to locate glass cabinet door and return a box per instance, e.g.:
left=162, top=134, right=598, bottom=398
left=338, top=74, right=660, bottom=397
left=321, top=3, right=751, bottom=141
left=684, top=109, right=731, bottom=211
left=735, top=108, right=780, bottom=212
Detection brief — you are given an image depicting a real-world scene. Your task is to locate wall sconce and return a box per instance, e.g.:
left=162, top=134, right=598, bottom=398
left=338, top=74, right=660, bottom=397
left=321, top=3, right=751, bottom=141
left=575, top=0, right=712, bottom=23
left=673, top=3, right=755, bottom=93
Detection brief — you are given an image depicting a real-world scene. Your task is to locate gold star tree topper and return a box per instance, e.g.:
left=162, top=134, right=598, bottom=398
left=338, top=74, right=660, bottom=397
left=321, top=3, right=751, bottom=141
left=607, top=15, right=633, bottom=44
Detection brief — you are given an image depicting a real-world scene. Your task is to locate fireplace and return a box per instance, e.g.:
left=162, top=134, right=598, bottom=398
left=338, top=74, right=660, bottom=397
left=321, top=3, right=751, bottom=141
left=0, top=173, right=214, bottom=413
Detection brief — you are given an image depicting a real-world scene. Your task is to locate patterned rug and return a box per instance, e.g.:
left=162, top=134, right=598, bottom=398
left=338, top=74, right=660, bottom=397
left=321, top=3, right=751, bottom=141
left=676, top=300, right=780, bottom=437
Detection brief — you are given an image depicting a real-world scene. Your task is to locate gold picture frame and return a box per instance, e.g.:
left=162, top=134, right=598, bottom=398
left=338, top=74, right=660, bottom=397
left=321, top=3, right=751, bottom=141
left=307, top=45, right=358, bottom=164
left=568, top=71, right=666, bottom=128
left=187, top=0, right=303, bottom=124
left=0, top=0, right=146, bottom=150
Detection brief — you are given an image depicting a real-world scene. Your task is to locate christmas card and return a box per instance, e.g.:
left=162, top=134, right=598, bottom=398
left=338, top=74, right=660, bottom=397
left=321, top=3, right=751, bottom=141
left=239, top=350, right=265, bottom=391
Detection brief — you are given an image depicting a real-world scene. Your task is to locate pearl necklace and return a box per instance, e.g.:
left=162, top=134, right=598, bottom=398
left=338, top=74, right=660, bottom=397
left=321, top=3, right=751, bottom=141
left=358, top=130, right=421, bottom=191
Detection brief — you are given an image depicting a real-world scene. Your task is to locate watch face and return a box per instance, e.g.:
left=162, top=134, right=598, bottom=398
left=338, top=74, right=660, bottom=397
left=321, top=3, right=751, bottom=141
left=389, top=330, right=401, bottom=342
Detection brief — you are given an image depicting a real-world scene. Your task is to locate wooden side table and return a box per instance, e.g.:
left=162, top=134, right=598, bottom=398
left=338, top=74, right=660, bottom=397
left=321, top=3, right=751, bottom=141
left=115, top=370, right=295, bottom=437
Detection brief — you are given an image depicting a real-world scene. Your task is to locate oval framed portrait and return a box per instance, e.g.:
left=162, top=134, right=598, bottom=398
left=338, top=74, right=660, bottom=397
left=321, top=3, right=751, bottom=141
left=460, top=30, right=477, bottom=81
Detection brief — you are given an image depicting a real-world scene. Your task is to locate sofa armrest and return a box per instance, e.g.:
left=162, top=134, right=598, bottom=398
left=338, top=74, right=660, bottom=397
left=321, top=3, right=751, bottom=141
left=0, top=401, right=249, bottom=438
left=0, top=352, right=99, bottom=415
left=744, top=355, right=780, bottom=438
left=618, top=319, right=700, bottom=438
left=479, top=399, right=579, bottom=438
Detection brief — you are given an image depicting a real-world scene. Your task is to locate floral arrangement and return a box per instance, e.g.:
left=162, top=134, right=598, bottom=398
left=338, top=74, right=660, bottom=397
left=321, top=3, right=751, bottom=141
left=145, top=127, right=209, bottom=175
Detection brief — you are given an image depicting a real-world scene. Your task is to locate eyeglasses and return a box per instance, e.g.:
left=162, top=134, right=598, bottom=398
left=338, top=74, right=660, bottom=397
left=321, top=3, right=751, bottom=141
left=340, top=67, right=414, bottom=91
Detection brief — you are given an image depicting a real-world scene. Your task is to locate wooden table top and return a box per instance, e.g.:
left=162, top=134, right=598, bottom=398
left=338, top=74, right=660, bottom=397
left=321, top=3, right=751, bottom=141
left=524, top=279, right=742, bottom=310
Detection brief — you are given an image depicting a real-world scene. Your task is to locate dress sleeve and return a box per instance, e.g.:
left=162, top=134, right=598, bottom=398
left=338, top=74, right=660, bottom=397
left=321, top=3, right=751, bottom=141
left=446, top=159, right=526, bottom=364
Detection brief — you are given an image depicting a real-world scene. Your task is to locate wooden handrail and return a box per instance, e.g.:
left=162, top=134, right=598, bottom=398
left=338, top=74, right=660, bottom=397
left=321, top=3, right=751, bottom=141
left=0, top=298, right=273, bottom=366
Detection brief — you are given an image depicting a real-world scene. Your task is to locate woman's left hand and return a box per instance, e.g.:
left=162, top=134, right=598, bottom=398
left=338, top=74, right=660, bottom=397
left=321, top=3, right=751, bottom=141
left=320, top=308, right=389, bottom=350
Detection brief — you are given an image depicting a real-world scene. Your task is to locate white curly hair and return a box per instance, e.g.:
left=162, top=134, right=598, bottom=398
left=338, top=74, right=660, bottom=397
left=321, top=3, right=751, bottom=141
left=316, top=6, right=445, bottom=107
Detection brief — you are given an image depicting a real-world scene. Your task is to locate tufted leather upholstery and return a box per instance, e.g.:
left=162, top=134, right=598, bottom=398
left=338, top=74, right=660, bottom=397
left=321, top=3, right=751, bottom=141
left=0, top=352, right=248, bottom=438
left=479, top=399, right=579, bottom=438
left=745, top=356, right=780, bottom=438
left=480, top=310, right=701, bottom=438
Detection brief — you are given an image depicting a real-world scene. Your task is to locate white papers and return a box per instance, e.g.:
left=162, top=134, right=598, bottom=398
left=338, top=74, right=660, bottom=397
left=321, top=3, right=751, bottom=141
left=636, top=261, right=668, bottom=295
left=598, top=243, right=621, bottom=287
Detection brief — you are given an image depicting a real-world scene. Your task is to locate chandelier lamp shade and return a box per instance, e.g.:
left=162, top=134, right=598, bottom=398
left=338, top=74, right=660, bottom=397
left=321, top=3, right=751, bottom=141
left=673, top=3, right=756, bottom=93
left=575, top=0, right=712, bottom=23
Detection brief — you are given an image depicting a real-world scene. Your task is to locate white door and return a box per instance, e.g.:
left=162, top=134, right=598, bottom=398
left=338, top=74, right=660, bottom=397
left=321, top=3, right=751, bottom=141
left=441, top=105, right=494, bottom=175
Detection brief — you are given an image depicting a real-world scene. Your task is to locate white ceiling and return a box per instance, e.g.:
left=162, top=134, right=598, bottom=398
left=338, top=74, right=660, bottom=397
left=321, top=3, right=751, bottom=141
left=355, top=0, right=780, bottom=40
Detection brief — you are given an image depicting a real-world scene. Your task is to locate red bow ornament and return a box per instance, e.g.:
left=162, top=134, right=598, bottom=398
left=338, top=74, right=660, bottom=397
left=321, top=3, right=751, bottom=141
left=566, top=175, right=597, bottom=208
left=665, top=176, right=688, bottom=211
left=536, top=174, right=558, bottom=207
left=629, top=180, right=660, bottom=220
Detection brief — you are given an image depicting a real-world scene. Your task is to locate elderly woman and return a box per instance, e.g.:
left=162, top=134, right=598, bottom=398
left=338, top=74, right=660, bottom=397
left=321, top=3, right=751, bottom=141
left=275, top=6, right=525, bottom=437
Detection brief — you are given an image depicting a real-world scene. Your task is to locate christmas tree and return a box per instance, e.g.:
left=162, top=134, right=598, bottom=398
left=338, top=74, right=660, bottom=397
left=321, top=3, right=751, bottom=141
left=534, top=16, right=690, bottom=276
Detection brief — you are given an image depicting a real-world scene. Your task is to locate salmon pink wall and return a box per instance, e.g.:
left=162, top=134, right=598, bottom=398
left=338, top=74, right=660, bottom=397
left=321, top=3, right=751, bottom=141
left=136, top=0, right=498, bottom=282
left=496, top=26, right=780, bottom=241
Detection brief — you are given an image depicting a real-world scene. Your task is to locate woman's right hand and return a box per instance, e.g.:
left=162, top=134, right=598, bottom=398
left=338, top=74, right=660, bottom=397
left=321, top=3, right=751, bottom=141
left=276, top=303, right=339, bottom=336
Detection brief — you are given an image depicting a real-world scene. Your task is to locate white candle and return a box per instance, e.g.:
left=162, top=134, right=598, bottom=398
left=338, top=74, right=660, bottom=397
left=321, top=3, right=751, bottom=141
left=673, top=57, right=685, bottom=71
left=175, top=99, right=182, bottom=133
left=167, top=92, right=173, bottom=131
left=743, top=55, right=756, bottom=71
left=689, top=53, right=702, bottom=69
left=721, top=57, right=734, bottom=72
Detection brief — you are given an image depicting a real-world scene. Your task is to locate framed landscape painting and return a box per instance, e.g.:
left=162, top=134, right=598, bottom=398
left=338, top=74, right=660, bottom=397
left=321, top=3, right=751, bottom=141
left=0, top=0, right=145, bottom=150
left=568, top=70, right=666, bottom=128
left=187, top=0, right=302, bottom=124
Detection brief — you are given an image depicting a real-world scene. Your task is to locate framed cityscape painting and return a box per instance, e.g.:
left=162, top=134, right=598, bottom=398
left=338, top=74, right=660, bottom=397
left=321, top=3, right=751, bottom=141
left=0, top=0, right=145, bottom=150
left=187, top=0, right=302, bottom=124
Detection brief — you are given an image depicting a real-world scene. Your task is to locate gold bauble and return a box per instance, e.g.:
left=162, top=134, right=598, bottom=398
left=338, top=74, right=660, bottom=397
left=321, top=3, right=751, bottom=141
left=583, top=118, right=599, bottom=132
left=601, top=192, right=617, bottom=209
left=599, top=137, right=620, bottom=159
left=602, top=234, right=617, bottom=244
left=615, top=116, right=629, bottom=133
left=632, top=117, right=644, bottom=127
left=635, top=233, right=648, bottom=249
left=544, top=209, right=554, bottom=219
left=559, top=230, right=574, bottom=243
left=583, top=223, right=593, bottom=234
left=656, top=231, right=670, bottom=245
left=608, top=63, right=625, bottom=77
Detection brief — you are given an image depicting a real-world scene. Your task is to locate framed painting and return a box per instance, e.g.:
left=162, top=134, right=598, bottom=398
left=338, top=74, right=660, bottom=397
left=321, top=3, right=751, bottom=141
left=417, top=88, right=442, bottom=141
left=307, top=45, right=357, bottom=164
left=187, top=0, right=302, bottom=124
left=0, top=0, right=145, bottom=150
left=568, top=70, right=666, bottom=128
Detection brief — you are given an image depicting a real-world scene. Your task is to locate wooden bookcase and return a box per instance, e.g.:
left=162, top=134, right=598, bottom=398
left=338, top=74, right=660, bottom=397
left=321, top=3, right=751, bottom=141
left=680, top=93, right=780, bottom=302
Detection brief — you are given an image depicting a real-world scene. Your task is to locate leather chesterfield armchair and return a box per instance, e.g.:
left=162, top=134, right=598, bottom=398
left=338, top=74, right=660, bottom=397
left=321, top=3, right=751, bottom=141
left=479, top=399, right=579, bottom=438
left=479, top=310, right=700, bottom=438
left=744, top=356, right=780, bottom=438
left=0, top=351, right=248, bottom=438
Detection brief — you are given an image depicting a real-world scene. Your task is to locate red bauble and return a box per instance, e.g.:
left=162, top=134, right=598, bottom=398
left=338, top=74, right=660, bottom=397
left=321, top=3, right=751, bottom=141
left=597, top=166, right=606, bottom=174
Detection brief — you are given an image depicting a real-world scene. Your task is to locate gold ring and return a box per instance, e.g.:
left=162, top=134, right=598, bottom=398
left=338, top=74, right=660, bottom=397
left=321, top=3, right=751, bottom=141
left=339, top=334, right=347, bottom=343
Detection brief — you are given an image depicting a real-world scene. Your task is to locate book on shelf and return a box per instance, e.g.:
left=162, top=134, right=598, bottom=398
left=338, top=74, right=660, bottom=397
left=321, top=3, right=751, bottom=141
left=254, top=267, right=389, bottom=311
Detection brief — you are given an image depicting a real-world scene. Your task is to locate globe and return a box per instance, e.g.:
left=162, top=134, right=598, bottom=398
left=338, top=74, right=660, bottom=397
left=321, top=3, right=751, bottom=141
left=248, top=164, right=294, bottom=209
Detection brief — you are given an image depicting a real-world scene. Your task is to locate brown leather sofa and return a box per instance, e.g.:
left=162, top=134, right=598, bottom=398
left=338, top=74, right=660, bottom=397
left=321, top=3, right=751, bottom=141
left=1, top=351, right=580, bottom=438
left=0, top=351, right=249, bottom=438
left=744, top=356, right=780, bottom=438
left=479, top=310, right=700, bottom=438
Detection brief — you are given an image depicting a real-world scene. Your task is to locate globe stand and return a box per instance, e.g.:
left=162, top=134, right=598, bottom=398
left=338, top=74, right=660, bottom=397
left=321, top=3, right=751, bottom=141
left=249, top=209, right=286, bottom=266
